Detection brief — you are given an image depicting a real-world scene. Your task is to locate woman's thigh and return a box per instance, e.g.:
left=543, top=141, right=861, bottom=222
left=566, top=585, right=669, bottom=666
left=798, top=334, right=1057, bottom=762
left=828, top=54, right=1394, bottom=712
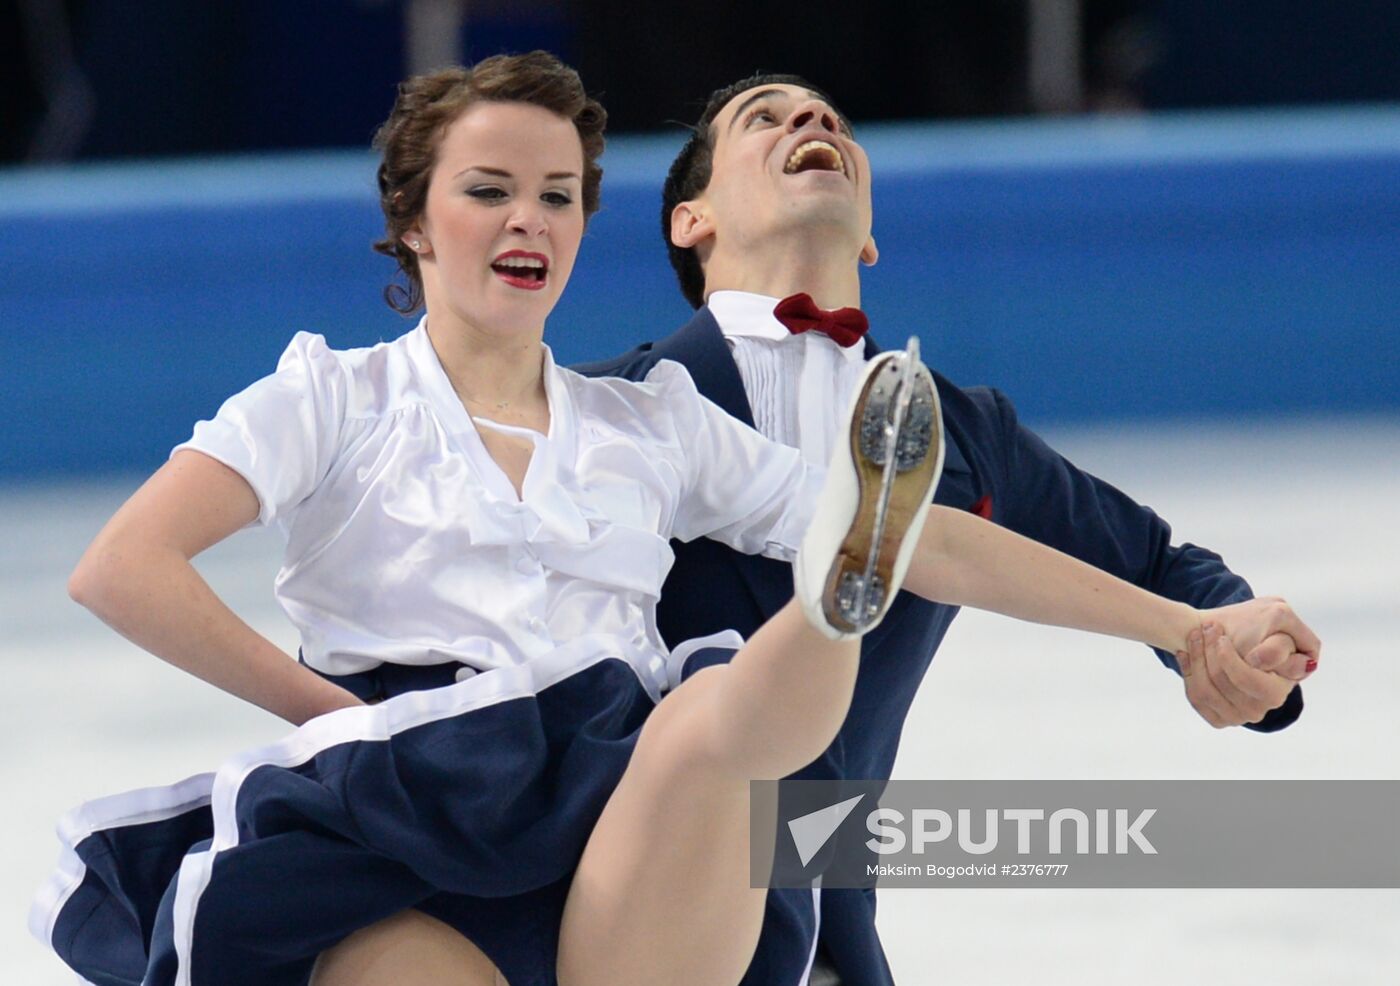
left=556, top=665, right=770, bottom=986
left=558, top=603, right=859, bottom=986
left=310, top=908, right=509, bottom=986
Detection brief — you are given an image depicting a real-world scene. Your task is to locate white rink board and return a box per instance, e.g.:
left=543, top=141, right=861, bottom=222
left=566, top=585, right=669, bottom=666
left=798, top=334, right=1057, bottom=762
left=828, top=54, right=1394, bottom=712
left=4, top=418, right=1398, bottom=985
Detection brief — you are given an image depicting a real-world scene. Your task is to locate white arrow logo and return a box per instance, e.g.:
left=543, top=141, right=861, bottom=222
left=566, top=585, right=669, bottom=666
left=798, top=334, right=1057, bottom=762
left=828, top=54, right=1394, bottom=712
left=787, top=795, right=866, bottom=867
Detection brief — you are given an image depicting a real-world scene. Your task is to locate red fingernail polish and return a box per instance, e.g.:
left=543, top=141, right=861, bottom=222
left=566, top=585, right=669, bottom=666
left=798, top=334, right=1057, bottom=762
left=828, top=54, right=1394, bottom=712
left=1305, top=659, right=1318, bottom=673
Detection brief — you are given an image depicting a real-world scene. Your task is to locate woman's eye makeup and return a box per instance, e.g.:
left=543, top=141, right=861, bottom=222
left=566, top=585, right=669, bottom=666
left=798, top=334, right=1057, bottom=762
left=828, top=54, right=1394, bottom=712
left=465, top=186, right=573, bottom=206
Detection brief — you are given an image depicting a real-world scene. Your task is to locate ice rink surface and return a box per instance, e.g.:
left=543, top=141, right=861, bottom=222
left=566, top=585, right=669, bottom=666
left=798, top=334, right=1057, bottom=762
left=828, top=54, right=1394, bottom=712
left=5, top=416, right=1398, bottom=984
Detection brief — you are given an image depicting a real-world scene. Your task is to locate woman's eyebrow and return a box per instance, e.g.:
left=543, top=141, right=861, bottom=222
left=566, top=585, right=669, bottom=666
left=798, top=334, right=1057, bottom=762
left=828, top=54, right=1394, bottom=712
left=454, top=165, right=510, bottom=179
left=452, top=166, right=580, bottom=181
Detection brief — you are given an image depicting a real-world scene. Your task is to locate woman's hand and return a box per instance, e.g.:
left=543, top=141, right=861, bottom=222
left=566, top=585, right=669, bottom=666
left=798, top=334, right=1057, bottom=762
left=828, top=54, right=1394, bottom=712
left=1197, top=597, right=1321, bottom=681
left=1166, top=598, right=1320, bottom=729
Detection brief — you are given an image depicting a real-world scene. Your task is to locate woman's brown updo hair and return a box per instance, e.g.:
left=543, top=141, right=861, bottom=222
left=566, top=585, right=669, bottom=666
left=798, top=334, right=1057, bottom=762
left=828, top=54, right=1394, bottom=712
left=372, top=51, right=607, bottom=314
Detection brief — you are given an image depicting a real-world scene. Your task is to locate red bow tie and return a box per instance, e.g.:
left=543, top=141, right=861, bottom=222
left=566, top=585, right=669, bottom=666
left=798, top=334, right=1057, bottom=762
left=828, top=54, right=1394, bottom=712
left=772, top=293, right=869, bottom=348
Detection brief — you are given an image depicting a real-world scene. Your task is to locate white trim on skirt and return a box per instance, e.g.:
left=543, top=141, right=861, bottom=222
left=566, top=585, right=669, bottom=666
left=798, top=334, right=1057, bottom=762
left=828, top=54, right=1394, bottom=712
left=171, top=631, right=746, bottom=986
left=29, top=772, right=216, bottom=952
left=33, top=629, right=750, bottom=986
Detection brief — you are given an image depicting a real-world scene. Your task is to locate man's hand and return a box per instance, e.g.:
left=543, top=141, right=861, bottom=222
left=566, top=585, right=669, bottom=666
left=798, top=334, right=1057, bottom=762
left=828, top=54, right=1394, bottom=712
left=1176, top=622, right=1298, bottom=728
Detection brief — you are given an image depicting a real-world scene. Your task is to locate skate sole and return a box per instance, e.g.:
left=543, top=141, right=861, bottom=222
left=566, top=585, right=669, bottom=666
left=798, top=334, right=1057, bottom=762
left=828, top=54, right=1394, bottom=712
left=821, top=356, right=942, bottom=634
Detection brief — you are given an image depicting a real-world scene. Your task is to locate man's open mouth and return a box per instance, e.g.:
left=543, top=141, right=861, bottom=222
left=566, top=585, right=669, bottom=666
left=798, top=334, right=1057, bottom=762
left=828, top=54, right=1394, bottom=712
left=784, top=139, right=846, bottom=176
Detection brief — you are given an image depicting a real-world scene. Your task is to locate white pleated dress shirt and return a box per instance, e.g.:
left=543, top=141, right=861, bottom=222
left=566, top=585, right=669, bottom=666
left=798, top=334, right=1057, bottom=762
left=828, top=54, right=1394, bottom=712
left=175, top=319, right=821, bottom=689
left=707, top=290, right=869, bottom=468
left=706, top=292, right=869, bottom=971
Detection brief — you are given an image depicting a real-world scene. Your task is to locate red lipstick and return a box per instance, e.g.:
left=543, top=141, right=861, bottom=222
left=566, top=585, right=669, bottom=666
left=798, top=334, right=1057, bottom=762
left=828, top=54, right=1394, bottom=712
left=490, top=250, right=549, bottom=291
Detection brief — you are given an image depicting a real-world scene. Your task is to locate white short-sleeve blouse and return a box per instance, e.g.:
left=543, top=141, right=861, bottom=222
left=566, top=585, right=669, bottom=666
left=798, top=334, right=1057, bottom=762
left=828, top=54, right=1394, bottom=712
left=175, top=320, right=821, bottom=683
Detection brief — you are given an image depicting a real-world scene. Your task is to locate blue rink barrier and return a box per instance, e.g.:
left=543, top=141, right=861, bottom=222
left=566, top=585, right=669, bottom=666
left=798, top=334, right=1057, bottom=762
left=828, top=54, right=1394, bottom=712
left=2, top=106, right=1398, bottom=479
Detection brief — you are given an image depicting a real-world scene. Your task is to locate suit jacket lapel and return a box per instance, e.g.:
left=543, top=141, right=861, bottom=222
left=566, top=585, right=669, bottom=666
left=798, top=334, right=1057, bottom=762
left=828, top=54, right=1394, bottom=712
left=653, top=308, right=794, bottom=617
left=648, top=308, right=757, bottom=428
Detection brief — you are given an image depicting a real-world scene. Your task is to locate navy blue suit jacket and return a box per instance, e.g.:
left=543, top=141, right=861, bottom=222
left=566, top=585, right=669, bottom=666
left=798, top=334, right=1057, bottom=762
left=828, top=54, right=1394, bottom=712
left=574, top=307, right=1302, bottom=985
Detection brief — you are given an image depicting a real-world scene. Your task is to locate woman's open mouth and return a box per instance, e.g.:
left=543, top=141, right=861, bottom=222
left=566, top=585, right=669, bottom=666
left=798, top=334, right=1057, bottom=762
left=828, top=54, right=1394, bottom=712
left=491, top=251, right=549, bottom=291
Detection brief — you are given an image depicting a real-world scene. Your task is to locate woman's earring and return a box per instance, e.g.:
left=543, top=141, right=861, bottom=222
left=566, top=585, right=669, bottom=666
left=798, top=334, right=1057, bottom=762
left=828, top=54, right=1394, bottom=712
left=410, top=240, right=422, bottom=251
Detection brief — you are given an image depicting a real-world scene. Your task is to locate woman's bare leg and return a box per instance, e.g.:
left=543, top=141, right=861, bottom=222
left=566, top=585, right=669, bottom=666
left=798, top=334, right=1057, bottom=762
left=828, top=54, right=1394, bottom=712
left=308, top=606, right=857, bottom=986
left=557, top=603, right=860, bottom=986
left=558, top=349, right=941, bottom=986
left=310, top=909, right=509, bottom=986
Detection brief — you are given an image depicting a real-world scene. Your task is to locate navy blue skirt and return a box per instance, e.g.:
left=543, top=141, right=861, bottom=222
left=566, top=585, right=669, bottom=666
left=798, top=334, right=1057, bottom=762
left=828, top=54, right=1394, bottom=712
left=31, top=642, right=820, bottom=986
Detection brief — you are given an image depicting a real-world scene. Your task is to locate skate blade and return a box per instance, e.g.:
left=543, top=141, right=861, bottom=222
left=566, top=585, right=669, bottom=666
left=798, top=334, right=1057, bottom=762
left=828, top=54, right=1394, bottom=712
left=821, top=349, right=941, bottom=634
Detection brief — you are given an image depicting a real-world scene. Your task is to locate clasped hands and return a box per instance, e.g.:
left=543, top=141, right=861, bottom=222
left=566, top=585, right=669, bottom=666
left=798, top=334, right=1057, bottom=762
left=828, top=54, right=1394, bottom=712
left=1179, top=597, right=1320, bottom=728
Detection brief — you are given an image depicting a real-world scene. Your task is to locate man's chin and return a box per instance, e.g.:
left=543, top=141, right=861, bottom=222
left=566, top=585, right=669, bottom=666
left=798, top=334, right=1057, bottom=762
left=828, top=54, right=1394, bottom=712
left=778, top=199, right=867, bottom=238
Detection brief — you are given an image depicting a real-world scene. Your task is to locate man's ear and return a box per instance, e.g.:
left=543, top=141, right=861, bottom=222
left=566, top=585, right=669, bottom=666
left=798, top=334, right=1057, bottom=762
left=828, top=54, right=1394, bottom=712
left=859, top=234, right=879, bottom=266
left=670, top=200, right=714, bottom=249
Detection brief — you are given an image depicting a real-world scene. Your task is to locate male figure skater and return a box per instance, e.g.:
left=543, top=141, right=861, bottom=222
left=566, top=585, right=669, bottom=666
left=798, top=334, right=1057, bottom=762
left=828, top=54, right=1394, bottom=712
left=576, top=74, right=1317, bottom=985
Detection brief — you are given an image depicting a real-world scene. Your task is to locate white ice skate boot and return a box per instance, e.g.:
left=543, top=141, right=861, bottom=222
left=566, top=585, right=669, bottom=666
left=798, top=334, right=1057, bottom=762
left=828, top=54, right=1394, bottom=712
left=793, top=338, right=945, bottom=640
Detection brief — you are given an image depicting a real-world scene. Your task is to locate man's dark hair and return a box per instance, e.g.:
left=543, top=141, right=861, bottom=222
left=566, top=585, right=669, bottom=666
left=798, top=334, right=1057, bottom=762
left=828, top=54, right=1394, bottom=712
left=662, top=73, right=836, bottom=309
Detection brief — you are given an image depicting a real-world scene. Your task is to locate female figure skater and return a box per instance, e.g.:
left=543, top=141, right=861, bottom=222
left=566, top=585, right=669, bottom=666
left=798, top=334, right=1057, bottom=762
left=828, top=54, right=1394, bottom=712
left=33, top=52, right=1310, bottom=986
